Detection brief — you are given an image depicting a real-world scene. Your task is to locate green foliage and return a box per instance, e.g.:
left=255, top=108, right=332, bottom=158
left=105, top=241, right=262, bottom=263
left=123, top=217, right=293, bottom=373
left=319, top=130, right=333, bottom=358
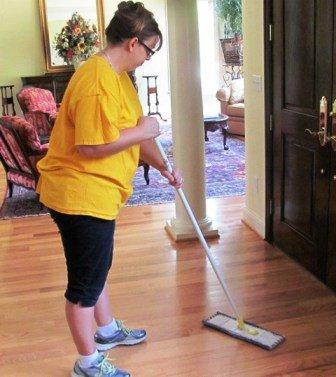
left=214, top=0, right=242, bottom=35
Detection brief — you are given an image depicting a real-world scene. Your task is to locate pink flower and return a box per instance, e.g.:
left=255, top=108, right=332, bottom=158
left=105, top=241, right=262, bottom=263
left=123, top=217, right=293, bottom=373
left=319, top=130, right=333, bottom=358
left=66, top=50, right=75, bottom=59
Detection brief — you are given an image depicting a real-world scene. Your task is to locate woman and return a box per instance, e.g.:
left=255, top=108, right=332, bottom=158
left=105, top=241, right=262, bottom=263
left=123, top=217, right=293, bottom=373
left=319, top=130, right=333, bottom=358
left=37, top=2, right=182, bottom=376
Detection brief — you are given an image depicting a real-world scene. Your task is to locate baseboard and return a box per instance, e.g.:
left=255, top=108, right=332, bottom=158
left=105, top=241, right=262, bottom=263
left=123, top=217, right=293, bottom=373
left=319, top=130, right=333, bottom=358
left=165, top=219, right=219, bottom=242
left=242, top=207, right=265, bottom=239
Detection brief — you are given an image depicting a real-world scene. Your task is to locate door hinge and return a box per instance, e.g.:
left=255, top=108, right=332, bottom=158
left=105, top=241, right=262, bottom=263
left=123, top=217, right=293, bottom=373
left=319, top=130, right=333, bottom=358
left=269, top=199, right=273, bottom=215
left=269, top=24, right=273, bottom=42
left=269, top=114, right=273, bottom=132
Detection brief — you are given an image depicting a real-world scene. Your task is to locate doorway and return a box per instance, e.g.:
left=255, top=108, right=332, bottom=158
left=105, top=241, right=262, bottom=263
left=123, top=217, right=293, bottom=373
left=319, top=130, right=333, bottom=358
left=266, top=0, right=336, bottom=290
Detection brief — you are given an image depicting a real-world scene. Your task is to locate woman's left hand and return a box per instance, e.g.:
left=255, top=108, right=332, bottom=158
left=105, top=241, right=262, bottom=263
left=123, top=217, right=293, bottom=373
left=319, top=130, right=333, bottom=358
left=160, top=168, right=183, bottom=189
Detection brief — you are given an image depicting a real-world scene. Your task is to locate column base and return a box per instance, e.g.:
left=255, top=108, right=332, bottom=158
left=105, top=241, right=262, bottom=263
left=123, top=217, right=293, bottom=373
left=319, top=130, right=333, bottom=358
left=165, top=219, right=219, bottom=242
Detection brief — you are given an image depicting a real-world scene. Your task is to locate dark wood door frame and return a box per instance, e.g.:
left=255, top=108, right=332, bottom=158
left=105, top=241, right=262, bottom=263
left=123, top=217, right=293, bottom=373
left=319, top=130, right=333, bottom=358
left=264, top=0, right=273, bottom=242
left=264, top=1, right=336, bottom=286
left=326, top=4, right=336, bottom=289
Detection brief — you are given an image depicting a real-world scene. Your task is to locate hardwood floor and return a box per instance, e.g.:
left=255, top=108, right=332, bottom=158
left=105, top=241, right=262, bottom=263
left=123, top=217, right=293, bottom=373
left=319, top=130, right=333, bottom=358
left=0, top=168, right=336, bottom=376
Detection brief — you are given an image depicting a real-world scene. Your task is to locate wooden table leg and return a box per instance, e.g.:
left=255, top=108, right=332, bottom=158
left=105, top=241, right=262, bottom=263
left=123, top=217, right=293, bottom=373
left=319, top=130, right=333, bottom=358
left=204, top=128, right=209, bottom=141
left=221, top=123, right=229, bottom=150
left=204, top=117, right=229, bottom=149
left=143, top=163, right=150, bottom=185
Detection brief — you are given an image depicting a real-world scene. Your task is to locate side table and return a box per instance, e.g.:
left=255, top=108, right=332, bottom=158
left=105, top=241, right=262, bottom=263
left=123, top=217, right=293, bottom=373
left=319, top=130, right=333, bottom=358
left=204, top=115, right=229, bottom=150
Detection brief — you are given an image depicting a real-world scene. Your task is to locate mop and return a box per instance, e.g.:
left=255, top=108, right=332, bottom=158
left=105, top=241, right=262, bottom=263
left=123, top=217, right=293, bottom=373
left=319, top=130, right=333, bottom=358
left=154, top=137, right=285, bottom=350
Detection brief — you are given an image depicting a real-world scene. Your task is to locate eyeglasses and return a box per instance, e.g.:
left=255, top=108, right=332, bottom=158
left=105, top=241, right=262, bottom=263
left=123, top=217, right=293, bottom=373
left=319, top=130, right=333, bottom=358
left=138, top=40, right=156, bottom=59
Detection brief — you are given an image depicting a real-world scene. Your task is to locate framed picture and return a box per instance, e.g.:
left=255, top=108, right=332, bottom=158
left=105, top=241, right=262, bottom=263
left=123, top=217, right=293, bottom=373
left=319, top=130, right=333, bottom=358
left=38, top=0, right=105, bottom=72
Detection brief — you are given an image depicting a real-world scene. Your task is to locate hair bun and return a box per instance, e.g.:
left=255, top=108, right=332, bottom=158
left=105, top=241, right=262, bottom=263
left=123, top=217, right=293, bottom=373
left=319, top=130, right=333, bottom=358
left=105, top=0, right=162, bottom=49
left=117, top=1, right=144, bottom=13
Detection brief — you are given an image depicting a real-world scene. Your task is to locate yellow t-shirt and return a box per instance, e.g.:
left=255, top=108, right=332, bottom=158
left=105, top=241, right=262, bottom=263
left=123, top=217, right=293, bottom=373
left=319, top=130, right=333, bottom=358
left=36, top=55, right=143, bottom=220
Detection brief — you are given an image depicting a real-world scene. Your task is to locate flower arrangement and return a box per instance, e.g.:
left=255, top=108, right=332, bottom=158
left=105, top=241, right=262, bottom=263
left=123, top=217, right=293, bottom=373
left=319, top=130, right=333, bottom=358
left=54, top=12, right=100, bottom=65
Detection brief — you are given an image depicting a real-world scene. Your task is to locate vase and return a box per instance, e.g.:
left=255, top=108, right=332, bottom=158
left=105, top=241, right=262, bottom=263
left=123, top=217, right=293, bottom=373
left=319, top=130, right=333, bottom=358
left=72, top=57, right=86, bottom=70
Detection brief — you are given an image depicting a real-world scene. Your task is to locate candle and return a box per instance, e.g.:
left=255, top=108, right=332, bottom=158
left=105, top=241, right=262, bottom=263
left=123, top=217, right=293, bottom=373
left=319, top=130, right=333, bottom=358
left=320, top=96, right=327, bottom=114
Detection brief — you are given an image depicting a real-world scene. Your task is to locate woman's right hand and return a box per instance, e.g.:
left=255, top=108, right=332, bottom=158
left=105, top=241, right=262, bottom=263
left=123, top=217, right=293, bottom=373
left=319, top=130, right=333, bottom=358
left=137, top=116, right=160, bottom=139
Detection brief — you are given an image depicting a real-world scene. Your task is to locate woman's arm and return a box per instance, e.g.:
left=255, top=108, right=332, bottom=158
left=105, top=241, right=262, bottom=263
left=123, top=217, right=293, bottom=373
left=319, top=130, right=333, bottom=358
left=77, top=116, right=159, bottom=158
left=140, top=139, right=183, bottom=189
left=139, top=139, right=165, bottom=171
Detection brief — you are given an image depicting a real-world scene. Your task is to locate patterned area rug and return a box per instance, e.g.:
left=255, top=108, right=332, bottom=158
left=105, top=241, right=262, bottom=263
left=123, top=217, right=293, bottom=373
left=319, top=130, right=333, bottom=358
left=0, top=187, right=49, bottom=219
left=0, top=125, right=245, bottom=219
left=127, top=125, right=245, bottom=206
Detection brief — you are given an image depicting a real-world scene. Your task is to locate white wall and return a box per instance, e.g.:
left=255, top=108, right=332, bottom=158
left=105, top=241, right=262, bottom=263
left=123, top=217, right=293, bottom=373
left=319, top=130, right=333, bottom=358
left=103, top=0, right=221, bottom=119
left=104, top=0, right=171, bottom=118
left=197, top=0, right=221, bottom=116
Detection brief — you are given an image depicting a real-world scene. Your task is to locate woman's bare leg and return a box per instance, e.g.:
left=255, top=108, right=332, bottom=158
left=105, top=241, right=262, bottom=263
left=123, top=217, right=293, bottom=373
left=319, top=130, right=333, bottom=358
left=65, top=300, right=96, bottom=355
left=94, top=285, right=113, bottom=327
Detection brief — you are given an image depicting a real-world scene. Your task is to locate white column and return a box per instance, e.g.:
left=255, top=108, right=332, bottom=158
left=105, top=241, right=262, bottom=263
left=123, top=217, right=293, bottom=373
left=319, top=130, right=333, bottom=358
left=165, top=0, right=219, bottom=241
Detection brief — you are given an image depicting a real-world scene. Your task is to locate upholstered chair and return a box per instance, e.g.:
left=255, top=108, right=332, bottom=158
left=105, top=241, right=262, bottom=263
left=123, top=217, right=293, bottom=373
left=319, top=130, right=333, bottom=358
left=0, top=116, right=48, bottom=196
left=17, top=87, right=58, bottom=140
left=216, top=78, right=245, bottom=136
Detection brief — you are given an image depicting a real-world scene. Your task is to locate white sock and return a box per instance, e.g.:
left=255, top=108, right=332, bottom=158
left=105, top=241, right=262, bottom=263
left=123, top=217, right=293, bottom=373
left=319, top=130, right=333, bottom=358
left=79, top=349, right=100, bottom=368
left=97, top=318, right=119, bottom=337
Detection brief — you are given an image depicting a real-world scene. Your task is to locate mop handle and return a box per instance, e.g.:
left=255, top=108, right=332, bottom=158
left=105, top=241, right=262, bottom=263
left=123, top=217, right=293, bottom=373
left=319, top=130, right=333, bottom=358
left=154, top=137, right=241, bottom=319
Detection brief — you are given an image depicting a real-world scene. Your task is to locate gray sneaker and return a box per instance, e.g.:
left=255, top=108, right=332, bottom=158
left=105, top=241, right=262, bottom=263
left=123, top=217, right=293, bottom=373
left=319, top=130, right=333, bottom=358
left=71, top=353, right=130, bottom=377
left=95, top=319, right=147, bottom=352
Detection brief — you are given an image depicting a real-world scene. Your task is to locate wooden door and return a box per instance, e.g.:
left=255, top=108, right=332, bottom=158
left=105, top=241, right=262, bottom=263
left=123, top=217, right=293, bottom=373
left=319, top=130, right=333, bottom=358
left=272, top=0, right=334, bottom=280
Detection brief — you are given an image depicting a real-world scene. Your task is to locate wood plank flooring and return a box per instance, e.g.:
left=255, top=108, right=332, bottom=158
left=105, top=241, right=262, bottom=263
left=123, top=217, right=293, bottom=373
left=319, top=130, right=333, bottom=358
left=0, top=168, right=336, bottom=376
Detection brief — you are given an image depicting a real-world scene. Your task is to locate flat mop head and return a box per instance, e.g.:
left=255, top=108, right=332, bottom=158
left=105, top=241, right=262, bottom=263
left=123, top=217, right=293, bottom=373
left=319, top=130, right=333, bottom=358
left=203, top=312, right=285, bottom=350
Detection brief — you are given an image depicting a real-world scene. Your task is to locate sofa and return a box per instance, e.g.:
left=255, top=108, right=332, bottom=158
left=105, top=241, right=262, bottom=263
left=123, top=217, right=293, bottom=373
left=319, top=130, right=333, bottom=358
left=216, top=78, right=245, bottom=136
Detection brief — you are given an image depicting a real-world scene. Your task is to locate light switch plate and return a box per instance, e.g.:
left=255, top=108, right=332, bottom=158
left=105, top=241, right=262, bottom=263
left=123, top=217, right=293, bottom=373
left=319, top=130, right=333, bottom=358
left=252, top=75, right=262, bottom=92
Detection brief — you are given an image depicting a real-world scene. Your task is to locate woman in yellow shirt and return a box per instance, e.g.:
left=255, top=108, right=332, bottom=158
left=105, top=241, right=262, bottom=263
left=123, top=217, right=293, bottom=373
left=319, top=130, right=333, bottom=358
left=37, top=2, right=182, bottom=376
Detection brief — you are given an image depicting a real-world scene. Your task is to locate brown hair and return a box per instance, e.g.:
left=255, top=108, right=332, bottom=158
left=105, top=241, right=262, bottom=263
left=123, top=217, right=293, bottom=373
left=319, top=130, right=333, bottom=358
left=105, top=1, right=163, bottom=50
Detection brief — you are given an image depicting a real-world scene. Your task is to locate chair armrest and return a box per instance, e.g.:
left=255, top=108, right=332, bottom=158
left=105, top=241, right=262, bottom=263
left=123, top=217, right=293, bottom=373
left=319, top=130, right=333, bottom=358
left=28, top=144, right=49, bottom=156
left=24, top=111, right=53, bottom=137
left=216, top=87, right=231, bottom=115
left=27, top=110, right=57, bottom=120
left=28, top=110, right=50, bottom=116
left=25, top=110, right=51, bottom=124
left=48, top=112, right=58, bottom=126
left=216, top=87, right=231, bottom=102
left=40, top=143, right=49, bottom=153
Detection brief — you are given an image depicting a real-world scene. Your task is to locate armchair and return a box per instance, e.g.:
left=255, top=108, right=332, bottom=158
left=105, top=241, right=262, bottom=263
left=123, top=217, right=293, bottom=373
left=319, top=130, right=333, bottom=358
left=0, top=116, right=48, bottom=197
left=216, top=78, right=245, bottom=136
left=17, top=87, right=58, bottom=140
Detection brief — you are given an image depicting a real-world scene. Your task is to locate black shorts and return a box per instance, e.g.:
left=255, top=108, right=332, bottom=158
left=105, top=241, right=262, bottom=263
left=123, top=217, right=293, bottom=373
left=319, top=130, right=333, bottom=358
left=49, top=209, right=115, bottom=307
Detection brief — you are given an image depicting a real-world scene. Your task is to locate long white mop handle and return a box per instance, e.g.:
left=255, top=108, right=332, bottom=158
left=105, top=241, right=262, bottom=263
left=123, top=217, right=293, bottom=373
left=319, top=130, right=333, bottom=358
left=154, top=137, right=241, bottom=319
